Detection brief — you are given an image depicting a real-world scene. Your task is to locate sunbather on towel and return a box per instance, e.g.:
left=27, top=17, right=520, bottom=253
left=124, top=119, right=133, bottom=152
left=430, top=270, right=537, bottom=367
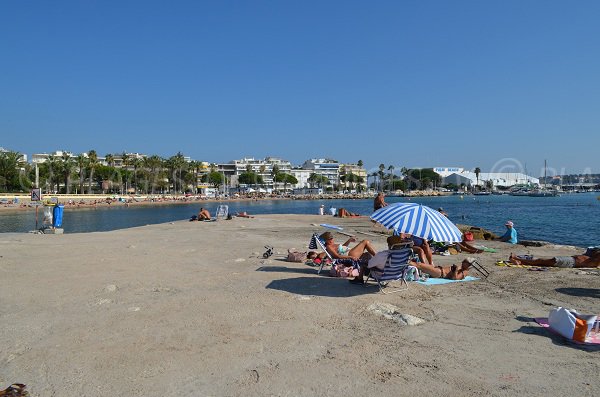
left=508, top=248, right=600, bottom=268
left=413, top=257, right=477, bottom=280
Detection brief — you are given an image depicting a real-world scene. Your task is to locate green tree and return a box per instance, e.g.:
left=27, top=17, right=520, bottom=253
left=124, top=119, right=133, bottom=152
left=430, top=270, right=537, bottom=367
left=61, top=151, right=76, bottom=194
left=238, top=172, right=262, bottom=186
left=387, top=165, right=395, bottom=192
left=144, top=155, right=164, bottom=194
left=207, top=171, right=224, bottom=188
left=75, top=154, right=87, bottom=194
left=0, top=151, right=27, bottom=192
left=474, top=167, right=481, bottom=189
left=87, top=150, right=98, bottom=194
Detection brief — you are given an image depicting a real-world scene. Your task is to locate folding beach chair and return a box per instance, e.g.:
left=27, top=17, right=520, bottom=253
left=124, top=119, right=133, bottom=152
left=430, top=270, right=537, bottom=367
left=308, top=233, right=338, bottom=274
left=469, top=259, right=490, bottom=278
left=215, top=205, right=229, bottom=220
left=364, top=247, right=413, bottom=294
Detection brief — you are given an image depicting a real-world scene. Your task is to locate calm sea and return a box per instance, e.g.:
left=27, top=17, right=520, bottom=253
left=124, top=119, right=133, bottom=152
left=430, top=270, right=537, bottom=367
left=0, top=193, right=598, bottom=247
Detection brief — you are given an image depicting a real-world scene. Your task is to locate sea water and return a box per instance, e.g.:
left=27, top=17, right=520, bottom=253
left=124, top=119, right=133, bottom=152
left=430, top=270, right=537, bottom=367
left=0, top=193, right=598, bottom=247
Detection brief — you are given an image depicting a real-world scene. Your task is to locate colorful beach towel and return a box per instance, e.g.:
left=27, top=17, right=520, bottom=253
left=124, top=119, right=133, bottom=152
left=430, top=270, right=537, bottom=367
left=319, top=224, right=343, bottom=230
left=534, top=317, right=600, bottom=346
left=495, top=261, right=554, bottom=271
left=416, top=276, right=479, bottom=285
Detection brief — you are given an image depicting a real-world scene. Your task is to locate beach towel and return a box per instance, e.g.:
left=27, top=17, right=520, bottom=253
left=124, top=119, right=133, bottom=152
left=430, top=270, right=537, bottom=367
left=319, top=224, right=343, bottom=230
left=416, top=276, right=479, bottom=285
left=496, top=260, right=553, bottom=271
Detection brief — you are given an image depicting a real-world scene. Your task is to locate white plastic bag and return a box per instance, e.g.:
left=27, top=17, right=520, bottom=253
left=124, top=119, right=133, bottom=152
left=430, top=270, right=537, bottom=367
left=548, top=307, right=597, bottom=343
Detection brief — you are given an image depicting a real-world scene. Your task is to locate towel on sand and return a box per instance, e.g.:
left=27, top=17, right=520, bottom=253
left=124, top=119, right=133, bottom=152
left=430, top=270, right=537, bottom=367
left=417, top=276, right=479, bottom=285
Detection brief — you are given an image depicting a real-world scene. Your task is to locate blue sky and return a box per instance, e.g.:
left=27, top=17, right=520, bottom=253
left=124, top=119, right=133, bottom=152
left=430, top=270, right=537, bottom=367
left=1, top=1, right=599, bottom=177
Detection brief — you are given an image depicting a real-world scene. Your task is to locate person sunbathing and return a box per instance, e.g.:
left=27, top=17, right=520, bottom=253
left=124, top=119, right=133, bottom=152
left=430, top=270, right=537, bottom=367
left=320, top=232, right=376, bottom=261
left=235, top=211, right=254, bottom=218
left=508, top=248, right=600, bottom=268
left=413, top=257, right=478, bottom=280
left=336, top=208, right=360, bottom=218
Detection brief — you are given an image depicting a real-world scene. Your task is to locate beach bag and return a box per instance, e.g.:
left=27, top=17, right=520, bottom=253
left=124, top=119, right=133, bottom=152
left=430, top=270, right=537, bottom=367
left=548, top=307, right=597, bottom=343
left=287, top=249, right=306, bottom=263
left=329, top=264, right=359, bottom=278
left=464, top=232, right=474, bottom=241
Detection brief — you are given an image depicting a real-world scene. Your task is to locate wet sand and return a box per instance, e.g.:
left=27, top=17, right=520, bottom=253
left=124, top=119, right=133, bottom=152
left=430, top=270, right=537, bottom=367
left=0, top=215, right=598, bottom=396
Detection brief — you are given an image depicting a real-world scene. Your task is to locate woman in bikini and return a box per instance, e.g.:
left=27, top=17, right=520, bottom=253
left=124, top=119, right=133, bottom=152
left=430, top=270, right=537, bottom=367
left=320, top=231, right=377, bottom=261
left=412, top=257, right=477, bottom=280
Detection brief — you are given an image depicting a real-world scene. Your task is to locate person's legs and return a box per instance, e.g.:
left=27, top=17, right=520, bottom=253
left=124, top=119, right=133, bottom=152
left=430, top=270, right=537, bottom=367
left=413, top=262, right=444, bottom=278
left=508, top=253, right=557, bottom=267
left=349, top=240, right=377, bottom=257
left=411, top=246, right=428, bottom=264
left=421, top=240, right=434, bottom=264
left=458, top=242, right=483, bottom=254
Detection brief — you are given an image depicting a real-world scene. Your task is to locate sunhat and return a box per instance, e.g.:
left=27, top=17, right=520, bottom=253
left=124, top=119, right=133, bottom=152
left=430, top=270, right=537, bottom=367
left=319, top=231, right=333, bottom=241
left=505, top=221, right=514, bottom=227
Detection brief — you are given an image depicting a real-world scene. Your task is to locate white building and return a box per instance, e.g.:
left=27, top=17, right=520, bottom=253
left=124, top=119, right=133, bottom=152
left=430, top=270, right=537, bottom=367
left=435, top=167, right=540, bottom=188
left=290, top=169, right=312, bottom=189
left=301, top=158, right=341, bottom=188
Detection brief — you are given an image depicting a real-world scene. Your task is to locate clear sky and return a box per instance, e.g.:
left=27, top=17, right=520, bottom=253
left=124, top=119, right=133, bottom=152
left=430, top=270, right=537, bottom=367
left=1, top=1, right=599, bottom=177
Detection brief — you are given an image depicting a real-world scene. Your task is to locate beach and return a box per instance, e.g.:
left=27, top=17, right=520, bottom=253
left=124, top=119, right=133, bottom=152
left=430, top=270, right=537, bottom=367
left=0, top=215, right=598, bottom=396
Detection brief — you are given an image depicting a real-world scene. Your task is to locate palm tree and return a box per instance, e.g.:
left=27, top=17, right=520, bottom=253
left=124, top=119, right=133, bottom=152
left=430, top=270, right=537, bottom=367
left=0, top=151, right=26, bottom=192
left=378, top=164, right=385, bottom=191
left=388, top=165, right=395, bottom=192
left=132, top=157, right=142, bottom=194
left=105, top=153, right=115, bottom=167
left=270, top=164, right=279, bottom=191
left=121, top=152, right=130, bottom=194
left=74, top=154, right=87, bottom=194
left=87, top=150, right=98, bottom=194
left=474, top=167, right=481, bottom=190
left=61, top=151, right=76, bottom=194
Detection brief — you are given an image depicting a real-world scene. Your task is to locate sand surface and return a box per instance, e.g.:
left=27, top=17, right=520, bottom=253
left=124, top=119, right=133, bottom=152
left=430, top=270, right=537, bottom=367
left=0, top=215, right=598, bottom=396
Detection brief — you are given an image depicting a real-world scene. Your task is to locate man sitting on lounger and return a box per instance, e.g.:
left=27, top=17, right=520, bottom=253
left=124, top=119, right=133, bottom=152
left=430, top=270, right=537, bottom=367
left=508, top=248, right=600, bottom=268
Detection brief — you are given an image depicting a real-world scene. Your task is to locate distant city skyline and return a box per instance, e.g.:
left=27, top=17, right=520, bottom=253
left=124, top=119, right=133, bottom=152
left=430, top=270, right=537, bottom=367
left=1, top=1, right=599, bottom=175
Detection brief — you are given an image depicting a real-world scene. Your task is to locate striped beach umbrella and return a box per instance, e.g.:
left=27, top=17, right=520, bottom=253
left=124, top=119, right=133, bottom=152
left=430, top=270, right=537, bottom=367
left=370, top=202, right=462, bottom=243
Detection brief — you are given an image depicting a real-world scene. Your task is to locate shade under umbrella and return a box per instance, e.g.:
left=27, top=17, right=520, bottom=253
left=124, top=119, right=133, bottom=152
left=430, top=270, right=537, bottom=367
left=371, top=202, right=462, bottom=243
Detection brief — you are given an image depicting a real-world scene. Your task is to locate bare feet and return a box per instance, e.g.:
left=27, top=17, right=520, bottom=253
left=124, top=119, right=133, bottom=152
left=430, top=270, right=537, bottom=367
left=508, top=253, right=522, bottom=265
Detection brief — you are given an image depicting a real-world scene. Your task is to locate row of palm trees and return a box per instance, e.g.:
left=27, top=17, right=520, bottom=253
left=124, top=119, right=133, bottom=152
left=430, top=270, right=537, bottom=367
left=30, top=150, right=221, bottom=195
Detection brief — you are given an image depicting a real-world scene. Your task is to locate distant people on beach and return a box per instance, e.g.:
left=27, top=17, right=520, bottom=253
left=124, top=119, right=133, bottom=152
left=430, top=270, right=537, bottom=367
left=235, top=211, right=254, bottom=218
left=508, top=248, right=600, bottom=268
left=495, top=221, right=517, bottom=244
left=197, top=207, right=211, bottom=221
left=319, top=204, right=325, bottom=215
left=373, top=192, right=388, bottom=211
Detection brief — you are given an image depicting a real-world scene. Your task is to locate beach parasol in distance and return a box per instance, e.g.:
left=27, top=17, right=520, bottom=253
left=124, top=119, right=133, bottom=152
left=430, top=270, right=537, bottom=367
left=371, top=202, right=462, bottom=243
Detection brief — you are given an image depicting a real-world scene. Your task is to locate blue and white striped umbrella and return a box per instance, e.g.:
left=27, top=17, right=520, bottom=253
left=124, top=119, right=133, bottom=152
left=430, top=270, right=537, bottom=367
left=370, top=203, right=462, bottom=243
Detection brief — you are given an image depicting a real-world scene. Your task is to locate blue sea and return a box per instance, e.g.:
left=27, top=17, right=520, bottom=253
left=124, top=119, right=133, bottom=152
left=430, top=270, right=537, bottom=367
left=1, top=193, right=599, bottom=247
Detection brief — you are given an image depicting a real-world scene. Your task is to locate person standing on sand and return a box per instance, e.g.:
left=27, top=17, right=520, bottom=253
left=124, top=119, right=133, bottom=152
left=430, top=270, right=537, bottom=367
left=508, top=248, right=600, bottom=268
left=374, top=192, right=388, bottom=211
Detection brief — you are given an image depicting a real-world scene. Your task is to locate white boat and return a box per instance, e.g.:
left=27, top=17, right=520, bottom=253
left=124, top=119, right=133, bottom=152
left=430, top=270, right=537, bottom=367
left=528, top=189, right=559, bottom=197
